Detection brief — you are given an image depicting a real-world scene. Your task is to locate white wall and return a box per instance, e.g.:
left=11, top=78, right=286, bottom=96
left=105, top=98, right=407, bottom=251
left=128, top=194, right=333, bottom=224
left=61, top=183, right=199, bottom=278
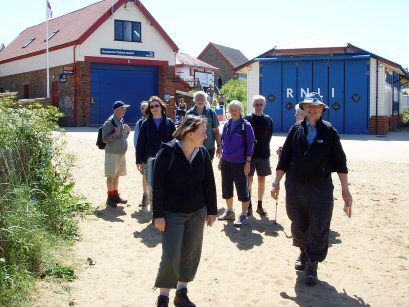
left=0, top=47, right=73, bottom=77
left=175, top=66, right=191, bottom=81
left=246, top=62, right=260, bottom=114
left=369, top=58, right=391, bottom=116
left=78, top=5, right=176, bottom=65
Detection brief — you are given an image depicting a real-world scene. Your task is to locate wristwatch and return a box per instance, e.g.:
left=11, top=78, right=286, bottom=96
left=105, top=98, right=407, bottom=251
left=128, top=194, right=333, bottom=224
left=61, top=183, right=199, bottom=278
left=272, top=182, right=280, bottom=188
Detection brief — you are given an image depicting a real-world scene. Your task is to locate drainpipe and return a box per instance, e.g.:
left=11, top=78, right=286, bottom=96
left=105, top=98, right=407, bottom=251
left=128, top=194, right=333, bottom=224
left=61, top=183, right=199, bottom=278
left=73, top=44, right=77, bottom=126
left=375, top=59, right=379, bottom=135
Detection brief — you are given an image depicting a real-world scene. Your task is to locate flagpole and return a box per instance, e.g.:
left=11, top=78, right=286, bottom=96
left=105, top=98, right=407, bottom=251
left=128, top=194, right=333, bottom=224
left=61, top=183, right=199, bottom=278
left=46, top=0, right=50, bottom=98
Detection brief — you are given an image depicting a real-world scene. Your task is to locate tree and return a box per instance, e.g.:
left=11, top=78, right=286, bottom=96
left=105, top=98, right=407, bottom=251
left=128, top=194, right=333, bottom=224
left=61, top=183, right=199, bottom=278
left=220, top=79, right=247, bottom=113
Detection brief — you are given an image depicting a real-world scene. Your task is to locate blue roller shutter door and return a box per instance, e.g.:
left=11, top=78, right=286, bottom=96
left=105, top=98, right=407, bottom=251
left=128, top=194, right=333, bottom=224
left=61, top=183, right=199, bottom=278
left=91, top=64, right=158, bottom=125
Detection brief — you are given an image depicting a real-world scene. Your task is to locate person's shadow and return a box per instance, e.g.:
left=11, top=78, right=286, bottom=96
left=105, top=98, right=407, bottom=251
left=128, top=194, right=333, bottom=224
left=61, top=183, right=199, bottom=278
left=329, top=230, right=342, bottom=246
left=130, top=207, right=153, bottom=224
left=133, top=223, right=162, bottom=248
left=222, top=224, right=263, bottom=250
left=280, top=271, right=371, bottom=306
left=94, top=206, right=126, bottom=223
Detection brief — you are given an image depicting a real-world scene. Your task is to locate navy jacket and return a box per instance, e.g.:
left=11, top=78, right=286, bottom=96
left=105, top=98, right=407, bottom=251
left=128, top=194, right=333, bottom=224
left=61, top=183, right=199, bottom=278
left=136, top=116, right=175, bottom=164
left=152, top=140, right=217, bottom=219
left=277, top=118, right=348, bottom=185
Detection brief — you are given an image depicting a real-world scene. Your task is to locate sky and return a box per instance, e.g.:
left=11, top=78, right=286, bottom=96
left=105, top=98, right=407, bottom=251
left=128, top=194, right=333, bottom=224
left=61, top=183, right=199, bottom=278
left=1, top=0, right=408, bottom=69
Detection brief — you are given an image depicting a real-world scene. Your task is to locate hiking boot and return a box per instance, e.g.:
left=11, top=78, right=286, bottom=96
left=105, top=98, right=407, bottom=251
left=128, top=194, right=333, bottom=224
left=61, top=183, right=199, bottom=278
left=247, top=202, right=253, bottom=216
left=233, top=214, right=249, bottom=227
left=105, top=196, right=117, bottom=208
left=304, top=259, right=319, bottom=285
left=113, top=194, right=128, bottom=204
left=139, top=194, right=149, bottom=207
left=218, top=210, right=235, bottom=221
left=256, top=207, right=268, bottom=217
left=295, top=249, right=307, bottom=271
left=156, top=295, right=169, bottom=307
left=174, top=288, right=196, bottom=307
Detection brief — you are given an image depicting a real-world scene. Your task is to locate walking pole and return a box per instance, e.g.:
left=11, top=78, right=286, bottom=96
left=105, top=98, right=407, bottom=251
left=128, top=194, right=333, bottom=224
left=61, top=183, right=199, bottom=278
left=274, top=199, right=278, bottom=224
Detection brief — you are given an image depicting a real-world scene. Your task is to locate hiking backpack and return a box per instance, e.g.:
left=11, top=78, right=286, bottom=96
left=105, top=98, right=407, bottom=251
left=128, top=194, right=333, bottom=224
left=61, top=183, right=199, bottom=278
left=96, top=118, right=117, bottom=150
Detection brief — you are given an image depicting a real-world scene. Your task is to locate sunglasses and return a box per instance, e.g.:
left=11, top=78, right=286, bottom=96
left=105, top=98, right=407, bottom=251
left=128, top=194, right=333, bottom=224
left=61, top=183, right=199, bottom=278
left=254, top=103, right=264, bottom=107
left=150, top=104, right=160, bottom=109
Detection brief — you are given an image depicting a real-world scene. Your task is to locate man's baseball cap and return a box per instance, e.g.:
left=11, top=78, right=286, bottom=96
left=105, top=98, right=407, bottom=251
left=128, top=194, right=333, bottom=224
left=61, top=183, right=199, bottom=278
left=299, top=92, right=329, bottom=112
left=112, top=100, right=130, bottom=110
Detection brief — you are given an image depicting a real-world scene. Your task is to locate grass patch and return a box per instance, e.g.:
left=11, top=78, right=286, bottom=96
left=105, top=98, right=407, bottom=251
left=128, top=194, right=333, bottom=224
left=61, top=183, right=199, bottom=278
left=0, top=96, right=90, bottom=305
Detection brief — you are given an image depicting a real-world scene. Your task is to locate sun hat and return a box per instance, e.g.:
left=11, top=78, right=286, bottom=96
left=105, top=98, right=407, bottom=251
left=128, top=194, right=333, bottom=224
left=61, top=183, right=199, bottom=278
left=112, top=100, right=130, bottom=110
left=299, top=92, right=329, bottom=112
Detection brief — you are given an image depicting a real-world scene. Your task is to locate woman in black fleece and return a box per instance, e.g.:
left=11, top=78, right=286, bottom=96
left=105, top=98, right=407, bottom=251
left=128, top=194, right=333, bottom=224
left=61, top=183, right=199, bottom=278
left=153, top=115, right=217, bottom=307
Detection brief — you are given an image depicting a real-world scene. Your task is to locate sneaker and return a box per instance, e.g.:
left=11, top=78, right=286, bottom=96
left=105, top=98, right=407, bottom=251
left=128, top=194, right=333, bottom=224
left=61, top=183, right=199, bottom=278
left=156, top=295, right=169, bottom=307
left=174, top=288, right=196, bottom=307
left=295, top=249, right=307, bottom=271
left=105, top=196, right=117, bottom=207
left=233, top=214, right=249, bottom=227
left=304, top=259, right=319, bottom=285
left=139, top=194, right=148, bottom=207
left=113, top=194, right=128, bottom=204
left=256, top=207, right=268, bottom=217
left=218, top=210, right=235, bottom=221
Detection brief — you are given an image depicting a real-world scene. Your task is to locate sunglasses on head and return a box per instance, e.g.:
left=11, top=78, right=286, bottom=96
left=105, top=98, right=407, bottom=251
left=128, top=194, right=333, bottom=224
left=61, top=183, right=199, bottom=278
left=150, top=104, right=160, bottom=109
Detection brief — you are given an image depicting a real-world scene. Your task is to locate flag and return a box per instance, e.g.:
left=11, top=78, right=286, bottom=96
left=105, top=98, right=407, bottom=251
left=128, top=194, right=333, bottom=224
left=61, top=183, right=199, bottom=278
left=47, top=1, right=53, bottom=19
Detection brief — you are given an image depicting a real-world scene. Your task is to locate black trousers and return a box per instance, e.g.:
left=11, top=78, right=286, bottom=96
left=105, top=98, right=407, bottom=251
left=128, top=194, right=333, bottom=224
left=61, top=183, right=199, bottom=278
left=285, top=179, right=334, bottom=262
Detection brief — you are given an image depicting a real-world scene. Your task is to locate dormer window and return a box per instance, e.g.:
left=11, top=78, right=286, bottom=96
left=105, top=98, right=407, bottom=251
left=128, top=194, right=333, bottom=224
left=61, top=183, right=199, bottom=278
left=114, top=20, right=141, bottom=42
left=22, top=38, right=36, bottom=48
left=45, top=30, right=60, bottom=42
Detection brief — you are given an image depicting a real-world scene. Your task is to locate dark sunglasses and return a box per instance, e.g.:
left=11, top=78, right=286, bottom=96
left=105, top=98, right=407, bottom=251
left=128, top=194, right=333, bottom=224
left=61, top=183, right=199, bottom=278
left=150, top=104, right=160, bottom=109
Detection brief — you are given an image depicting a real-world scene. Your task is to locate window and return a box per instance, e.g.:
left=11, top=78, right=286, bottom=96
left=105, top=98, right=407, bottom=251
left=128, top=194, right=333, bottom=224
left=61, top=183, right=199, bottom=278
left=114, top=20, right=141, bottom=42
left=22, top=38, right=35, bottom=48
left=45, top=30, right=59, bottom=42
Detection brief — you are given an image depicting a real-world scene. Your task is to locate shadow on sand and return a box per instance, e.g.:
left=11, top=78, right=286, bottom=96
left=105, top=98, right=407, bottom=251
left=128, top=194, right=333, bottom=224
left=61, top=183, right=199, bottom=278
left=133, top=223, right=162, bottom=248
left=280, top=271, right=371, bottom=307
left=94, top=206, right=126, bottom=223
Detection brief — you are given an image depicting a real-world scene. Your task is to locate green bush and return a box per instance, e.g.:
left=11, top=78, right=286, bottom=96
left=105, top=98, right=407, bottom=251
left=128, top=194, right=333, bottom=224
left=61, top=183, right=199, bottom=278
left=0, top=97, right=90, bottom=305
left=402, top=111, right=409, bottom=127
left=220, top=79, right=248, bottom=114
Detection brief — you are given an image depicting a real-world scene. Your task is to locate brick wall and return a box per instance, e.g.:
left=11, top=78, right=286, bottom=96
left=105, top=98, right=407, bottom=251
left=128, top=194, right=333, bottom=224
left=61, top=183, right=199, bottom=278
left=369, top=114, right=403, bottom=134
left=0, top=65, right=76, bottom=125
left=159, top=65, right=176, bottom=121
left=198, top=47, right=236, bottom=83
left=75, top=61, right=91, bottom=126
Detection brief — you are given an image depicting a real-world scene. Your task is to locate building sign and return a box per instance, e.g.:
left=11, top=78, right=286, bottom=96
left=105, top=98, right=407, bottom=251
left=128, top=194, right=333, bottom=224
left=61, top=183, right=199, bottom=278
left=100, top=48, right=154, bottom=58
left=286, top=88, right=336, bottom=99
left=63, top=66, right=74, bottom=75
left=59, top=73, right=67, bottom=83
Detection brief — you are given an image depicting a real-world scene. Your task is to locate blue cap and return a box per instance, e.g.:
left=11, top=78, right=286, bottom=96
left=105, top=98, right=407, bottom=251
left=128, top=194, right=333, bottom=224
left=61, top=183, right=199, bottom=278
left=112, top=100, right=130, bottom=110
left=299, top=92, right=329, bottom=112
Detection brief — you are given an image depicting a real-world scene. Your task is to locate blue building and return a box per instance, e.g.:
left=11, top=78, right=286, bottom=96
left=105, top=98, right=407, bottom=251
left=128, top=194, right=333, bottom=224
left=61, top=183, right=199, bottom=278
left=236, top=34, right=409, bottom=134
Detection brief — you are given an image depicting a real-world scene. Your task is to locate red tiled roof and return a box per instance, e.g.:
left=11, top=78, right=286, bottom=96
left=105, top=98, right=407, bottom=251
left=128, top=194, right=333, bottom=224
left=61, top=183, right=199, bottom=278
left=0, top=0, right=178, bottom=64
left=176, top=53, right=219, bottom=70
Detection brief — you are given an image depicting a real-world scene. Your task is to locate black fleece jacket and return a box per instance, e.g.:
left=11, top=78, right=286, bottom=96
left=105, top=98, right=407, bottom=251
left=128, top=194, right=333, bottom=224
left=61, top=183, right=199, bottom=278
left=277, top=118, right=348, bottom=185
left=136, top=116, right=175, bottom=164
left=152, top=140, right=217, bottom=219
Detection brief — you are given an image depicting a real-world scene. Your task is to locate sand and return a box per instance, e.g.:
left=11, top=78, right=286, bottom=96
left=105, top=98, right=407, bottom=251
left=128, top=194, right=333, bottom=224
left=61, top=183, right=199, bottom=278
left=34, top=129, right=409, bottom=307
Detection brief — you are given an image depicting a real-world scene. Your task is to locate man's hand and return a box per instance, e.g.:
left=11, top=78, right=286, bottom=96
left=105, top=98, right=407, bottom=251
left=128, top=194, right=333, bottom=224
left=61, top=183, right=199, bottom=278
left=114, top=127, right=120, bottom=136
left=218, top=160, right=222, bottom=171
left=216, top=146, right=221, bottom=158
left=123, top=124, right=131, bottom=138
left=154, top=217, right=166, bottom=232
left=206, top=215, right=217, bottom=227
left=271, top=185, right=280, bottom=200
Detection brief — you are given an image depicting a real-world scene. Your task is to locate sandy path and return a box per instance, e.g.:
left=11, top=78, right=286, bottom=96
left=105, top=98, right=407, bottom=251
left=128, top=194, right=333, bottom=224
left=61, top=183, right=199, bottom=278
left=36, top=129, right=409, bottom=307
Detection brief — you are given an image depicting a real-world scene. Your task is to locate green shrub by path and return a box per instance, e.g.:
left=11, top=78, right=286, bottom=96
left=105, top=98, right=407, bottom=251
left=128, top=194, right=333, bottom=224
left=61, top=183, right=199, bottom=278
left=220, top=79, right=248, bottom=114
left=403, top=111, right=409, bottom=127
left=0, top=97, right=90, bottom=305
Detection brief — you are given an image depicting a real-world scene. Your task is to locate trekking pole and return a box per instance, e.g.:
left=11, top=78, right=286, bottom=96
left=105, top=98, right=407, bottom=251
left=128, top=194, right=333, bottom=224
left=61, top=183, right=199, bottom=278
left=274, top=199, right=278, bottom=224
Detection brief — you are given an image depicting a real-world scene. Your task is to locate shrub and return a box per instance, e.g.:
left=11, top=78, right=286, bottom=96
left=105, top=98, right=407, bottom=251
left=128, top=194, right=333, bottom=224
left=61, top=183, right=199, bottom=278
left=220, top=79, right=248, bottom=114
left=402, top=111, right=409, bottom=127
left=0, top=97, right=90, bottom=305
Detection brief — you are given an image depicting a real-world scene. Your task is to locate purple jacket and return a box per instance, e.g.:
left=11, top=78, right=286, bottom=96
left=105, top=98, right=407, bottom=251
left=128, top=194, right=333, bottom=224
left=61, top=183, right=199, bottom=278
left=221, top=118, right=255, bottom=163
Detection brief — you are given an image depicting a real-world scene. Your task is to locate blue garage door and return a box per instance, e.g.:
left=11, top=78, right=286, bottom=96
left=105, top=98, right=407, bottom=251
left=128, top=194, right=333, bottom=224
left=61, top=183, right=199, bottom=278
left=91, top=64, right=158, bottom=125
left=260, top=56, right=369, bottom=134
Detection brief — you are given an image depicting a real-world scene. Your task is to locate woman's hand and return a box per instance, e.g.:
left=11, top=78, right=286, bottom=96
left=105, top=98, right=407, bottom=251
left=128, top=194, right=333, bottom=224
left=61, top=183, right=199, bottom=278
left=206, top=215, right=217, bottom=227
left=154, top=217, right=166, bottom=232
left=244, top=161, right=250, bottom=176
left=137, top=164, right=144, bottom=173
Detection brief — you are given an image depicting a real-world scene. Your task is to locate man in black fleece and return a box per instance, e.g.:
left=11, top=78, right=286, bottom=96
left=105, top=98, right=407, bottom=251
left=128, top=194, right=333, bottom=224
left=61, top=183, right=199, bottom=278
left=271, top=92, right=353, bottom=286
